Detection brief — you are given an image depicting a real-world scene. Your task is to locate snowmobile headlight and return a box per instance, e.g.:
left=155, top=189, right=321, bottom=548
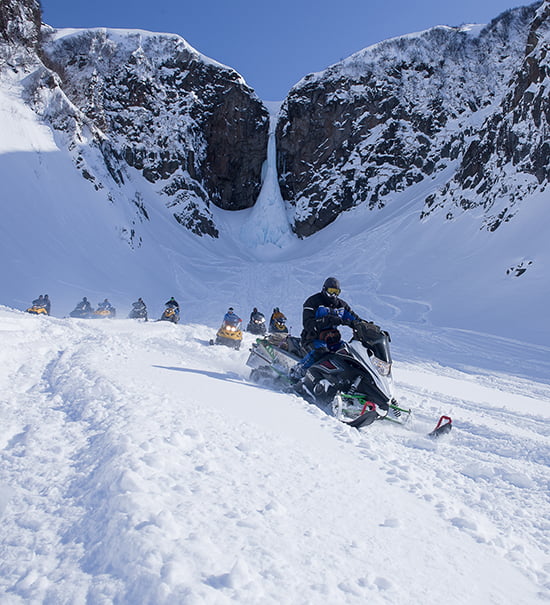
left=373, top=356, right=391, bottom=376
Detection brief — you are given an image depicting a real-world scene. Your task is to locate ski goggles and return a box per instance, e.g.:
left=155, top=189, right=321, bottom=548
left=326, top=287, right=341, bottom=295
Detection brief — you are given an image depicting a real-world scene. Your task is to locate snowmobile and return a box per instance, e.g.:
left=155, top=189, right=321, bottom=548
left=128, top=305, right=147, bottom=320
left=247, top=315, right=267, bottom=335
left=211, top=318, right=243, bottom=350
left=159, top=305, right=179, bottom=324
left=247, top=320, right=409, bottom=428
left=26, top=304, right=49, bottom=316
left=92, top=306, right=116, bottom=319
left=269, top=316, right=288, bottom=334
left=69, top=305, right=93, bottom=318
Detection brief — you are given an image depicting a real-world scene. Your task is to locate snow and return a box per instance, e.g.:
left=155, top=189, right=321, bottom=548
left=0, top=307, right=548, bottom=603
left=1, top=14, right=550, bottom=603
left=50, top=27, right=245, bottom=82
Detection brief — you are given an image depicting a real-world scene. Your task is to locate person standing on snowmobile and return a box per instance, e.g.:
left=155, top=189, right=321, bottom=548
left=291, top=277, right=362, bottom=377
left=43, top=294, right=51, bottom=315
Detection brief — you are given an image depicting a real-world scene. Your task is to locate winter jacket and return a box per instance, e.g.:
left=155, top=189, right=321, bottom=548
left=301, top=291, right=360, bottom=348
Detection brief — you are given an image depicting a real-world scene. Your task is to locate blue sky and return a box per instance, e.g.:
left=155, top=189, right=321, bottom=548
left=41, top=0, right=527, bottom=100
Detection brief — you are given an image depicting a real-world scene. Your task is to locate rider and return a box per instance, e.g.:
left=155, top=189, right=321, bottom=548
left=224, top=307, right=241, bottom=325
left=269, top=307, right=287, bottom=331
left=249, top=307, right=264, bottom=322
left=43, top=294, right=51, bottom=315
left=98, top=298, right=113, bottom=311
left=291, top=277, right=362, bottom=378
left=165, top=296, right=179, bottom=309
left=131, top=297, right=147, bottom=320
left=76, top=297, right=92, bottom=313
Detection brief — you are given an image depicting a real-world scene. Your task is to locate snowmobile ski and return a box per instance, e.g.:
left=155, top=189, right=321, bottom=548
left=428, top=415, right=453, bottom=439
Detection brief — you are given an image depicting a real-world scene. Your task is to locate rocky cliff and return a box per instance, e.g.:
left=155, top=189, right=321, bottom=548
left=422, top=0, right=550, bottom=231
left=39, top=29, right=269, bottom=236
left=0, top=0, right=41, bottom=67
left=1, top=1, right=269, bottom=239
left=276, top=3, right=541, bottom=237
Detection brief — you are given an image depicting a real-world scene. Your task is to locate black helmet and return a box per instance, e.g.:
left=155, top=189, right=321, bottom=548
left=322, top=277, right=341, bottom=299
left=253, top=307, right=258, bottom=312
left=83, top=297, right=88, bottom=302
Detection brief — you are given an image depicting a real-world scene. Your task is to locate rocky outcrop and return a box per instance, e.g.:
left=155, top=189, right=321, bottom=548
left=39, top=29, right=269, bottom=236
left=423, top=1, right=550, bottom=231
left=276, top=4, right=539, bottom=237
left=0, top=0, right=41, bottom=67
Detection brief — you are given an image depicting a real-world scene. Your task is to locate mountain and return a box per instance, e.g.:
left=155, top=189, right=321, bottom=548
left=276, top=3, right=541, bottom=236
left=0, top=0, right=549, bottom=347
left=39, top=27, right=269, bottom=236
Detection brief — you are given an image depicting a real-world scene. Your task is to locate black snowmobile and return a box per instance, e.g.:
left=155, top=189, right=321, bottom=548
left=128, top=301, right=148, bottom=321
left=246, top=321, right=409, bottom=428
left=69, top=301, right=93, bottom=318
left=246, top=314, right=267, bottom=335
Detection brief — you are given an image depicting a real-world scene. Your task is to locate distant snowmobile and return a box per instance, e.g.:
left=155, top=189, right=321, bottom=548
left=159, top=305, right=180, bottom=324
left=246, top=314, right=267, bottom=335
left=247, top=320, right=409, bottom=428
left=128, top=299, right=148, bottom=321
left=211, top=318, right=243, bottom=350
left=269, top=317, right=288, bottom=334
left=26, top=304, right=48, bottom=316
left=69, top=298, right=93, bottom=318
left=92, top=300, right=116, bottom=319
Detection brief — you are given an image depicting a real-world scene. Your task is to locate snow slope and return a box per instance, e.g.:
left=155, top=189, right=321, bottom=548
left=0, top=307, right=548, bottom=604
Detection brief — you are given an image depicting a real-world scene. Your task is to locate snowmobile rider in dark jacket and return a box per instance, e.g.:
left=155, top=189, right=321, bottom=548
left=76, top=297, right=92, bottom=313
left=250, top=307, right=264, bottom=322
left=98, top=298, right=113, bottom=311
left=292, top=277, right=362, bottom=376
left=131, top=297, right=147, bottom=320
left=165, top=297, right=179, bottom=309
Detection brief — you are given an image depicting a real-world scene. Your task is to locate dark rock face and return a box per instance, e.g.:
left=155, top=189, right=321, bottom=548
left=0, top=0, right=41, bottom=65
left=423, top=1, right=550, bottom=231
left=276, top=4, right=539, bottom=237
left=2, top=0, right=547, bottom=243
left=39, top=29, right=269, bottom=236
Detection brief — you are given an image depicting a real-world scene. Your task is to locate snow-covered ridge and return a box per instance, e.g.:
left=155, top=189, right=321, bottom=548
left=50, top=26, right=247, bottom=85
